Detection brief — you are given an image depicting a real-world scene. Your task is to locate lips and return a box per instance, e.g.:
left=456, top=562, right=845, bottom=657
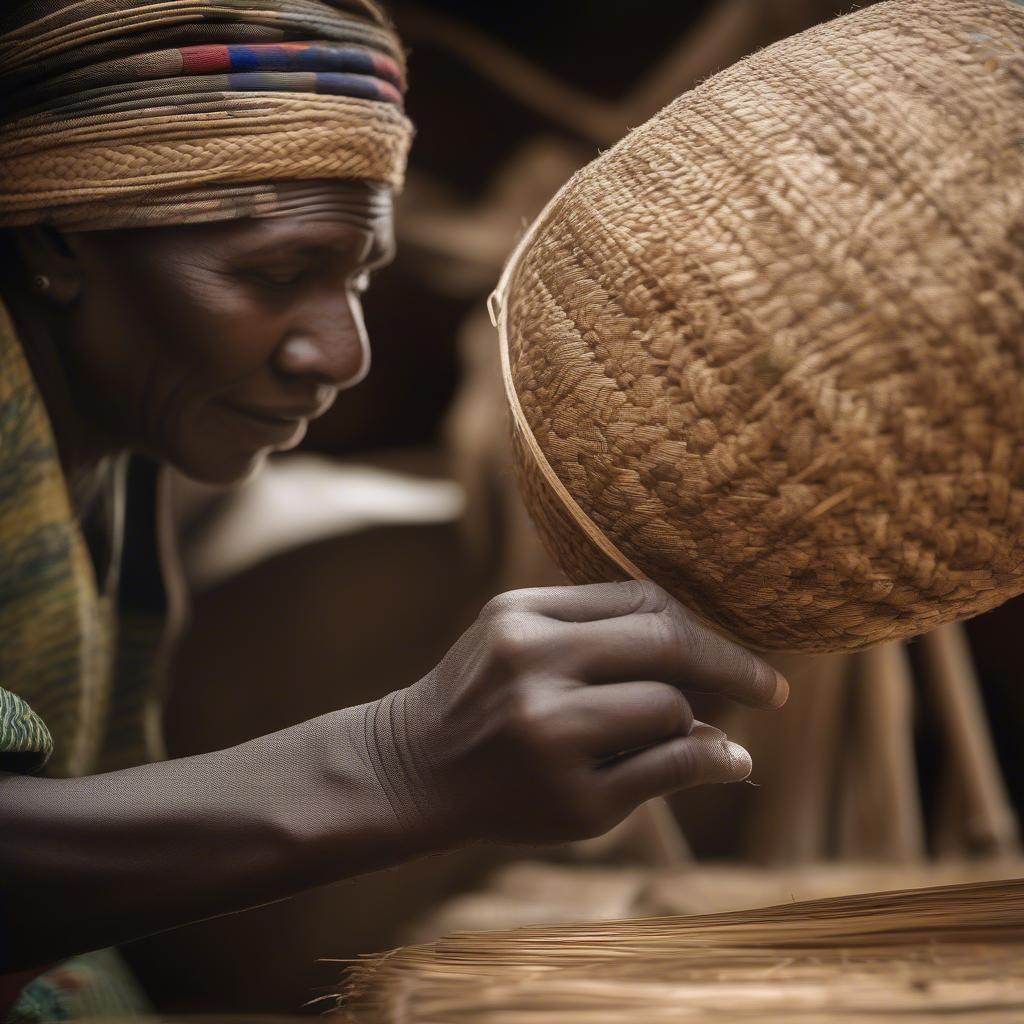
left=216, top=393, right=337, bottom=455
left=224, top=402, right=314, bottom=426
left=215, top=401, right=317, bottom=453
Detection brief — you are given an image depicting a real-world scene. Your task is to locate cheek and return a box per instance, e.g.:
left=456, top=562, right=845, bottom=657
left=92, top=264, right=281, bottom=463
left=128, top=267, right=281, bottom=391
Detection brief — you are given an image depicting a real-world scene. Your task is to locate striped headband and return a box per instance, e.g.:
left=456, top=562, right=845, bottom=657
left=0, top=0, right=413, bottom=230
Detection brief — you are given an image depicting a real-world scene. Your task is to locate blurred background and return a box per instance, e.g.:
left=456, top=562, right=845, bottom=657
left=121, top=0, right=1024, bottom=1013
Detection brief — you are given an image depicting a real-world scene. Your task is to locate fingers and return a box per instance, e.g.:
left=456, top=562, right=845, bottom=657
left=477, top=583, right=787, bottom=710
left=559, top=610, right=788, bottom=710
left=482, top=581, right=670, bottom=624
left=558, top=682, right=695, bottom=757
left=603, top=723, right=752, bottom=809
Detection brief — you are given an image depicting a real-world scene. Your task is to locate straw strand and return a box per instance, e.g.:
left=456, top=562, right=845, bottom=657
left=341, top=877, right=1024, bottom=1023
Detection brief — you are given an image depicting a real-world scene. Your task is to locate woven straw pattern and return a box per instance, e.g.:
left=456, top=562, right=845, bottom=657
left=501, top=0, right=1024, bottom=653
left=0, top=0, right=412, bottom=229
left=0, top=94, right=410, bottom=225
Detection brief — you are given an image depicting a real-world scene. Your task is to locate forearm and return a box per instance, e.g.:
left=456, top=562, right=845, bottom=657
left=1, top=580, right=785, bottom=973
left=0, top=703, right=433, bottom=971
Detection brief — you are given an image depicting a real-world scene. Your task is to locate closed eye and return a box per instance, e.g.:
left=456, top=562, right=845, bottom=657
left=250, top=265, right=310, bottom=290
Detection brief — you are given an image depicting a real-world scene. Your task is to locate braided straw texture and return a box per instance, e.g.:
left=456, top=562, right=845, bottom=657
left=0, top=94, right=411, bottom=226
left=499, top=0, right=1024, bottom=654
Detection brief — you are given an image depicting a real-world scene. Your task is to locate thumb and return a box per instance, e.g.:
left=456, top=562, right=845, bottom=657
left=604, top=723, right=752, bottom=809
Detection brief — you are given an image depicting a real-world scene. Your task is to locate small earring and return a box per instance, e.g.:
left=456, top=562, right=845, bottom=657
left=32, top=274, right=51, bottom=294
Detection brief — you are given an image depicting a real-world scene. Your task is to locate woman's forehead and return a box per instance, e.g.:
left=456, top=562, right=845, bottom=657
left=226, top=182, right=394, bottom=257
left=257, top=180, right=394, bottom=229
left=97, top=181, right=395, bottom=259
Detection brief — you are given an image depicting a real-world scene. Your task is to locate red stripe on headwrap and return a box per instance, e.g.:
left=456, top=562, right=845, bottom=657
left=372, top=53, right=404, bottom=88
left=180, top=44, right=231, bottom=73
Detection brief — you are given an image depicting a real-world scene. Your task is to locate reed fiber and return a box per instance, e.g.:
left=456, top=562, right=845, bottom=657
left=341, top=877, right=1024, bottom=1022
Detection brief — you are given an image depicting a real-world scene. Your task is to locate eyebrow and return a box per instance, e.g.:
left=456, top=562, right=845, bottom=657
left=222, top=195, right=392, bottom=243
left=231, top=226, right=392, bottom=268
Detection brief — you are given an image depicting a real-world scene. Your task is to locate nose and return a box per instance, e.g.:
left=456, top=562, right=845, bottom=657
left=272, top=288, right=371, bottom=390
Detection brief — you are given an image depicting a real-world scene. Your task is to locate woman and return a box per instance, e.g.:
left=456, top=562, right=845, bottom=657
left=0, top=0, right=787, bottom=1016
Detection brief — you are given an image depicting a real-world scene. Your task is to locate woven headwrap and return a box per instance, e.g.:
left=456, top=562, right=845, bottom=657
left=0, top=0, right=412, bottom=230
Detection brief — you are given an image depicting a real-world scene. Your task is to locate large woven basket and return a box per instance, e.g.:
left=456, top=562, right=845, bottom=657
left=493, top=0, right=1024, bottom=653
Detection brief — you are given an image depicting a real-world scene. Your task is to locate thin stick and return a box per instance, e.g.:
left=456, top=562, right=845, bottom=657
left=842, top=642, right=926, bottom=861
left=920, top=623, right=1021, bottom=856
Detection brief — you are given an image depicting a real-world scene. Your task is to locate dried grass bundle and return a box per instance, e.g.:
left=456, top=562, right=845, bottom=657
left=340, top=877, right=1024, bottom=1022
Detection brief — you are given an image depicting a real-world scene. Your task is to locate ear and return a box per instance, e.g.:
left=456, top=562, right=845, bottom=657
left=10, top=226, right=83, bottom=305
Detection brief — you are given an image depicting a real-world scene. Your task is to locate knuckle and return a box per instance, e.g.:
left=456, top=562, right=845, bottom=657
left=651, top=604, right=688, bottom=659
left=485, top=613, right=537, bottom=672
left=660, top=605, right=712, bottom=671
left=488, top=630, right=527, bottom=670
left=655, top=685, right=694, bottom=734
left=481, top=590, right=522, bottom=619
left=504, top=690, right=559, bottom=747
left=632, top=580, right=672, bottom=614
left=661, top=598, right=698, bottom=642
left=666, top=742, right=700, bottom=789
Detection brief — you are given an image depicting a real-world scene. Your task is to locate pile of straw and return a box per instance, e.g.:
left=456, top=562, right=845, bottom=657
left=340, top=878, right=1024, bottom=1022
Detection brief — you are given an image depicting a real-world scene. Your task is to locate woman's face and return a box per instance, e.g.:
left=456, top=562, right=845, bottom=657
left=52, top=181, right=394, bottom=484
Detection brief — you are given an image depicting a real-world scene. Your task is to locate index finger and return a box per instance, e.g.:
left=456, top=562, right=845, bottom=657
left=484, top=580, right=671, bottom=623
left=662, top=605, right=789, bottom=709
left=560, top=605, right=789, bottom=710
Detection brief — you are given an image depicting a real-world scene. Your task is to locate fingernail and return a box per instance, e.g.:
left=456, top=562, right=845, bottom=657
left=768, top=669, right=790, bottom=709
left=724, top=740, right=752, bottom=779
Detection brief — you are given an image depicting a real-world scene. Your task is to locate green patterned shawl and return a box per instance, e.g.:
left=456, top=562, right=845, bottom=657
left=0, top=299, right=118, bottom=777
left=0, top=299, right=166, bottom=1020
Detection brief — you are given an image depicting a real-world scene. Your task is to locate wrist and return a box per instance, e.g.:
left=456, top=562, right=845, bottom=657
left=298, top=694, right=460, bottom=879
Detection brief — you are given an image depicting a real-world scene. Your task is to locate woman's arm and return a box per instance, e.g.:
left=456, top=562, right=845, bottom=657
left=0, top=706, right=419, bottom=971
left=1, top=581, right=787, bottom=972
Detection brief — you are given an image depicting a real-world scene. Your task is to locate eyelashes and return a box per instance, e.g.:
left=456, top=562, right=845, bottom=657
left=250, top=266, right=309, bottom=289
left=241, top=264, right=372, bottom=296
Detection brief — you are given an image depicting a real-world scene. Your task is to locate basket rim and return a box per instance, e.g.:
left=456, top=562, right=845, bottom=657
left=488, top=184, right=650, bottom=587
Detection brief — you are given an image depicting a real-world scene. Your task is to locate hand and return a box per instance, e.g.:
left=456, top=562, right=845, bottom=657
left=358, top=581, right=788, bottom=846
